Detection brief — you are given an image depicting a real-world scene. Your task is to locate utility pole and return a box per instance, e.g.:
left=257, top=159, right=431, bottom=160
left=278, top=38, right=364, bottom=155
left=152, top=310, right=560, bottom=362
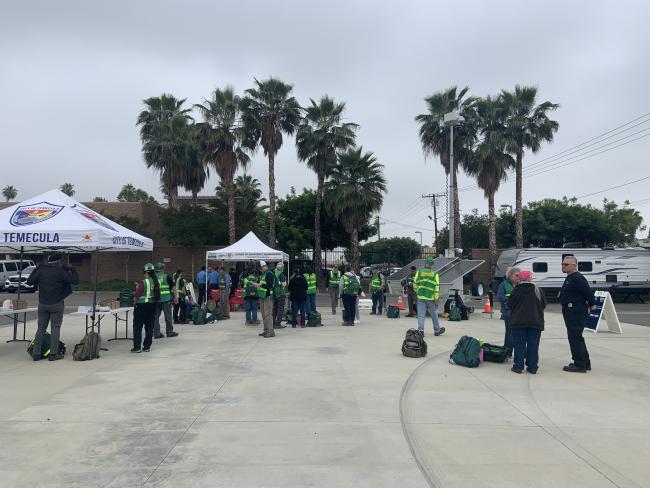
left=375, top=215, right=381, bottom=240
left=442, top=111, right=464, bottom=256
left=422, top=193, right=445, bottom=255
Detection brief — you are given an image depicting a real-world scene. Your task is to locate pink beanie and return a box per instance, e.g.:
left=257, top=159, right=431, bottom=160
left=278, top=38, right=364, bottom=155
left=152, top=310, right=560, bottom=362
left=518, top=270, right=533, bottom=282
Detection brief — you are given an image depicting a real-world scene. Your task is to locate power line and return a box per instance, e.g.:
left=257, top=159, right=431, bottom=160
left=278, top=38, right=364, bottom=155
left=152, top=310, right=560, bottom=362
left=575, top=175, right=650, bottom=199
left=380, top=216, right=433, bottom=231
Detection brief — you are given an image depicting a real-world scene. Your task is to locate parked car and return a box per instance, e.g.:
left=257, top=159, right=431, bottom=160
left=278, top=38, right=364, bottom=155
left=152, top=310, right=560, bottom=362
left=4, top=266, right=37, bottom=293
left=0, top=260, right=36, bottom=291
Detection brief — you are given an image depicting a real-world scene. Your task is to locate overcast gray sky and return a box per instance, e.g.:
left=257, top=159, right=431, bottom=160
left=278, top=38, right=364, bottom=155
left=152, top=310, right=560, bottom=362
left=2, top=0, right=649, bottom=245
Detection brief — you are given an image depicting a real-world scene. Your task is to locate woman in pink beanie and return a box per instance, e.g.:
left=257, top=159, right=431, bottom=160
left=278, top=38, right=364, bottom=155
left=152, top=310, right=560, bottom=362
left=507, top=270, right=546, bottom=374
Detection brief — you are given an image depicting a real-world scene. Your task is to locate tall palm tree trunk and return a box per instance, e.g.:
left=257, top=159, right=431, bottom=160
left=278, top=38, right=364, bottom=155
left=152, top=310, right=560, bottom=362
left=226, top=176, right=236, bottom=244
left=192, top=191, right=198, bottom=206
left=515, top=148, right=524, bottom=249
left=267, top=152, right=277, bottom=247
left=314, top=173, right=325, bottom=288
left=487, top=192, right=497, bottom=278
left=453, top=161, right=462, bottom=250
left=350, top=227, right=359, bottom=273
left=168, top=186, right=178, bottom=210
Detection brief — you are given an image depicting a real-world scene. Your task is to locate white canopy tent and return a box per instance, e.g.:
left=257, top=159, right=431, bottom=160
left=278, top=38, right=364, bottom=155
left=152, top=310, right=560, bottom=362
left=205, top=231, right=289, bottom=297
left=0, top=189, right=153, bottom=325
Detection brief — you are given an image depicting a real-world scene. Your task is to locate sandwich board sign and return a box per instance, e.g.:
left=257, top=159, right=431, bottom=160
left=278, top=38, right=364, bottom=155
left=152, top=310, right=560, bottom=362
left=585, top=291, right=622, bottom=334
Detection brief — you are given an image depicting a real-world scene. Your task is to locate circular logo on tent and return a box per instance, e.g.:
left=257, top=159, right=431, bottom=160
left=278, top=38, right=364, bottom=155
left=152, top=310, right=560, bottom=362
left=71, top=204, right=117, bottom=231
left=10, top=202, right=64, bottom=227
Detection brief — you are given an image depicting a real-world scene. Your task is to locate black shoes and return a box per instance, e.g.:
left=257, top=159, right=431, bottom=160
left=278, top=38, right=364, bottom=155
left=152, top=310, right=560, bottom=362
left=369, top=311, right=376, bottom=315
left=434, top=327, right=446, bottom=336
left=154, top=334, right=165, bottom=339
left=130, top=348, right=141, bottom=353
left=143, top=347, right=150, bottom=352
left=48, top=354, right=63, bottom=361
left=527, top=369, right=538, bottom=374
left=569, top=362, right=591, bottom=371
left=511, top=366, right=523, bottom=374
left=563, top=364, right=587, bottom=373
left=33, top=355, right=42, bottom=362
left=167, top=332, right=178, bottom=338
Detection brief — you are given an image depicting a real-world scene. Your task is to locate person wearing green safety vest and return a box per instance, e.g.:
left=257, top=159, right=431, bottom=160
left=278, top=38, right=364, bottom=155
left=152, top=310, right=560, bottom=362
left=131, top=263, right=161, bottom=353
left=369, top=266, right=386, bottom=315
left=304, top=266, right=317, bottom=315
left=153, top=262, right=178, bottom=339
left=414, top=258, right=445, bottom=337
left=339, top=264, right=361, bottom=326
left=272, top=262, right=287, bottom=329
left=242, top=269, right=260, bottom=325
left=497, top=267, right=520, bottom=359
left=218, top=265, right=232, bottom=319
left=249, top=261, right=276, bottom=338
left=327, top=264, right=341, bottom=315
left=172, top=268, right=187, bottom=324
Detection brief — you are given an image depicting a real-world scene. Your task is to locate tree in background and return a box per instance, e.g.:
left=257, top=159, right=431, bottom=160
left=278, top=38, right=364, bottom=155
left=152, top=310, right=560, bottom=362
left=416, top=86, right=477, bottom=250
left=242, top=78, right=301, bottom=247
left=464, top=96, right=515, bottom=276
left=117, top=184, right=158, bottom=203
left=296, top=96, right=358, bottom=284
left=182, top=125, right=209, bottom=204
left=214, top=174, right=268, bottom=240
left=326, top=148, right=387, bottom=271
left=2, top=185, right=17, bottom=202
left=60, top=183, right=75, bottom=197
left=136, top=94, right=192, bottom=209
left=93, top=196, right=107, bottom=202
left=160, top=205, right=227, bottom=247
left=500, top=85, right=559, bottom=248
left=195, top=87, right=255, bottom=244
left=359, top=237, right=422, bottom=266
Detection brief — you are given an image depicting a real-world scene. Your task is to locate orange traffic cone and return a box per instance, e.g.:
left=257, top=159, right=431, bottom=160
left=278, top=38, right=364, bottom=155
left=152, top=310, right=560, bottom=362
left=397, top=295, right=405, bottom=310
left=483, top=296, right=492, bottom=314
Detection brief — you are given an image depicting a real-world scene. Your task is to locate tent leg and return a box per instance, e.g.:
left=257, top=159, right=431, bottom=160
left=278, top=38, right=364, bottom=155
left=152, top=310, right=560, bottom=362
left=91, top=248, right=99, bottom=331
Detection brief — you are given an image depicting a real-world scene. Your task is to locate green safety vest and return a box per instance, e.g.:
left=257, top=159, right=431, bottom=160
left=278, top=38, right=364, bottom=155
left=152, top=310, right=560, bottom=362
left=174, top=274, right=185, bottom=297
left=218, top=273, right=227, bottom=289
left=136, top=278, right=155, bottom=304
left=305, top=273, right=317, bottom=294
left=328, top=270, right=341, bottom=288
left=502, top=280, right=514, bottom=311
left=258, top=271, right=274, bottom=299
left=243, top=275, right=259, bottom=298
left=156, top=272, right=172, bottom=303
left=342, top=275, right=361, bottom=296
left=273, top=269, right=286, bottom=297
left=414, top=268, right=440, bottom=301
left=370, top=274, right=383, bottom=292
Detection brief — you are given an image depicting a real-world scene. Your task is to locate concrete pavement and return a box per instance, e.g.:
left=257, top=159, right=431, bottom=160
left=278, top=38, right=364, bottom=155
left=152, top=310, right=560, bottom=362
left=0, top=305, right=649, bottom=487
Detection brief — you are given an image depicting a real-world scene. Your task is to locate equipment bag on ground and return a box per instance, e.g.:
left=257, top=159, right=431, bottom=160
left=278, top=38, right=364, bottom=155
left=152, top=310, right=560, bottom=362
left=481, top=343, right=508, bottom=363
left=449, top=335, right=481, bottom=367
left=387, top=305, right=400, bottom=319
left=27, top=333, right=66, bottom=358
left=402, top=328, right=427, bottom=358
left=192, top=308, right=207, bottom=325
left=73, top=331, right=102, bottom=361
left=448, top=305, right=462, bottom=321
left=307, top=311, right=322, bottom=327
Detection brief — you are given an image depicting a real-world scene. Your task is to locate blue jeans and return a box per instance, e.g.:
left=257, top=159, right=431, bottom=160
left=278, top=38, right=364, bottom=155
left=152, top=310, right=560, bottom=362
left=511, top=327, right=542, bottom=372
left=503, top=315, right=513, bottom=357
left=306, top=294, right=317, bottom=315
left=291, top=300, right=307, bottom=327
left=417, top=300, right=441, bottom=333
left=371, top=290, right=384, bottom=314
left=245, top=298, right=258, bottom=323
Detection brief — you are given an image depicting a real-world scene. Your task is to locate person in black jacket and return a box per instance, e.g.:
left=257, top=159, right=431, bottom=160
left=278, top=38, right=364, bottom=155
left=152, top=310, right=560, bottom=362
left=559, top=255, right=596, bottom=373
left=508, top=270, right=546, bottom=374
left=287, top=267, right=308, bottom=328
left=26, top=253, right=80, bottom=361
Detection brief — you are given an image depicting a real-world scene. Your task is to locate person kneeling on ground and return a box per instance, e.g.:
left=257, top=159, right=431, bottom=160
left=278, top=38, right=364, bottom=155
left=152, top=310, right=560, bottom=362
left=508, top=270, right=546, bottom=374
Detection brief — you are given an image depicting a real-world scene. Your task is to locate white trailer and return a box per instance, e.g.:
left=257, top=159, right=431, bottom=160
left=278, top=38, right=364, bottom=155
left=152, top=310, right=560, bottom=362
left=495, top=248, right=650, bottom=299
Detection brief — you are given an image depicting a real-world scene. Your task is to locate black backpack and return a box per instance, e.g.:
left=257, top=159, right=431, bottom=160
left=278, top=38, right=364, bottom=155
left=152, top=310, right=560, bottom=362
left=449, top=335, right=481, bottom=367
left=402, top=328, right=427, bottom=358
left=27, top=332, right=66, bottom=358
left=481, top=343, right=508, bottom=363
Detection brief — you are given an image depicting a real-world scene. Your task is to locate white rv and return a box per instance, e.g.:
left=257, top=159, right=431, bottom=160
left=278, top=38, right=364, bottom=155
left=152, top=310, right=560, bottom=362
left=495, top=248, right=650, bottom=298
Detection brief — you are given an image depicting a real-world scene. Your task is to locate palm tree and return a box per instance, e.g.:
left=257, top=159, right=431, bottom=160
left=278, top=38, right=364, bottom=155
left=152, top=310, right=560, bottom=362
left=325, top=147, right=387, bottom=272
left=182, top=124, right=209, bottom=205
left=415, top=86, right=476, bottom=250
left=296, top=96, right=358, bottom=284
left=500, top=85, right=559, bottom=248
left=2, top=185, right=17, bottom=202
left=195, top=87, right=255, bottom=243
left=241, top=78, right=301, bottom=247
left=136, top=94, right=192, bottom=209
left=215, top=174, right=268, bottom=239
left=465, top=97, right=515, bottom=276
left=60, top=183, right=75, bottom=197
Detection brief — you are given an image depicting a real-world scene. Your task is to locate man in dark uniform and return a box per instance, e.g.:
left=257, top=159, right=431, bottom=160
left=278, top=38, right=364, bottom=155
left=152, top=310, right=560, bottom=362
left=559, top=255, right=596, bottom=373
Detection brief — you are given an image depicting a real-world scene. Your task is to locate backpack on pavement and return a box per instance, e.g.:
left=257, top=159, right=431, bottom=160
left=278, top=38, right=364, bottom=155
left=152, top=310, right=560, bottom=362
left=449, top=335, right=481, bottom=367
left=307, top=311, right=322, bottom=327
left=448, top=305, right=462, bottom=321
left=481, top=343, right=508, bottom=363
left=402, top=328, right=427, bottom=358
left=387, top=305, right=400, bottom=318
left=27, top=332, right=66, bottom=358
left=192, top=308, right=207, bottom=325
left=72, top=331, right=101, bottom=361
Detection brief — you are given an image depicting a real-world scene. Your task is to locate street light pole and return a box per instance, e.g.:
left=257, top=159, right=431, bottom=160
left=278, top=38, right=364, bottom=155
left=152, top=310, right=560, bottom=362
left=443, top=111, right=464, bottom=257
left=415, top=231, right=423, bottom=247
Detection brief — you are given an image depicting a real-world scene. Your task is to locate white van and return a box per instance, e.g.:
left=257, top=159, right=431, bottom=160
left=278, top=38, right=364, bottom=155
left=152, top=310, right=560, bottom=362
left=0, top=260, right=36, bottom=291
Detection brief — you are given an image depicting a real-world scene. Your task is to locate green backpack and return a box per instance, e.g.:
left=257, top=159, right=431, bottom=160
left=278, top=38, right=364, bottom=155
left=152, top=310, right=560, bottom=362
left=192, top=308, right=207, bottom=325
left=448, top=305, right=462, bottom=322
left=307, top=311, right=322, bottom=327
left=27, top=333, right=66, bottom=358
left=343, top=275, right=361, bottom=295
left=387, top=305, right=400, bottom=318
left=449, top=336, right=481, bottom=368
